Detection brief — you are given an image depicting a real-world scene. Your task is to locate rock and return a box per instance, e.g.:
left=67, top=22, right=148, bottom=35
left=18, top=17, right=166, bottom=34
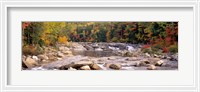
left=104, top=63, right=111, bottom=68
left=90, top=64, right=102, bottom=70
left=73, top=43, right=87, bottom=51
left=126, top=45, right=135, bottom=51
left=95, top=48, right=103, bottom=51
left=147, top=65, right=157, bottom=70
left=161, top=55, right=167, bottom=59
left=22, top=55, right=28, bottom=68
left=148, top=58, right=160, bottom=62
left=145, top=53, right=151, bottom=57
left=41, top=59, right=48, bottom=63
left=57, top=58, right=62, bottom=60
left=32, top=55, right=39, bottom=61
left=38, top=54, right=49, bottom=60
left=122, top=51, right=133, bottom=57
left=155, top=60, right=164, bottom=66
left=62, top=50, right=72, bottom=55
left=22, top=55, right=26, bottom=62
left=71, top=60, right=94, bottom=68
left=141, top=59, right=150, bottom=64
left=109, top=63, right=122, bottom=70
left=57, top=52, right=64, bottom=57
left=83, top=45, right=94, bottom=50
left=153, top=54, right=159, bottom=58
left=48, top=55, right=57, bottom=61
left=59, top=46, right=69, bottom=51
left=23, top=57, right=38, bottom=68
left=139, top=61, right=147, bottom=66
left=80, top=65, right=91, bottom=70
left=131, top=61, right=140, bottom=67
left=170, top=54, right=178, bottom=61
left=68, top=67, right=77, bottom=70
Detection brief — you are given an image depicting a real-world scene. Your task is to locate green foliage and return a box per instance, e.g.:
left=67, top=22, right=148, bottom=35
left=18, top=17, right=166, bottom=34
left=169, top=44, right=178, bottom=53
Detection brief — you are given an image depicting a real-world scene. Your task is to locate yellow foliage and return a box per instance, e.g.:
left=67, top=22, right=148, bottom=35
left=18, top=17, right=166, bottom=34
left=44, top=40, right=50, bottom=45
left=58, top=36, right=68, bottom=44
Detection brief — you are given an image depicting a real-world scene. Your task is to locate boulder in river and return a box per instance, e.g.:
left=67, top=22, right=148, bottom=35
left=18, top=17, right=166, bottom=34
left=23, top=57, right=38, bottom=68
left=80, top=65, right=91, bottom=70
left=147, top=65, right=157, bottom=70
left=90, top=64, right=102, bottom=70
left=155, top=60, right=164, bottom=66
left=109, top=63, right=122, bottom=70
left=71, top=60, right=94, bottom=69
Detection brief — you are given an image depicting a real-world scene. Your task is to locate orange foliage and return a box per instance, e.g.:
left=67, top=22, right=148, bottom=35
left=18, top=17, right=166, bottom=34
left=22, top=22, right=31, bottom=30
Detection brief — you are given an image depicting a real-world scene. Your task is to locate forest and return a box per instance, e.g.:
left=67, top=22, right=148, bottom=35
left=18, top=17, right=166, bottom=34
left=22, top=22, right=178, bottom=53
left=22, top=22, right=178, bottom=70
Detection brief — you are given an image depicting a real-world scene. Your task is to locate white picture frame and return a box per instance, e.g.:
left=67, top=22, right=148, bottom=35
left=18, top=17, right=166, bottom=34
left=0, top=0, right=199, bottom=92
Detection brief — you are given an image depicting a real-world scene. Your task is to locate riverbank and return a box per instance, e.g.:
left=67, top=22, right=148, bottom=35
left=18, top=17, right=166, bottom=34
left=22, top=42, right=178, bottom=70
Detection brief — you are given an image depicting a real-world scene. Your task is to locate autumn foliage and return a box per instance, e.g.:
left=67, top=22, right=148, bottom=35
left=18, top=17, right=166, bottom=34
left=22, top=22, right=178, bottom=53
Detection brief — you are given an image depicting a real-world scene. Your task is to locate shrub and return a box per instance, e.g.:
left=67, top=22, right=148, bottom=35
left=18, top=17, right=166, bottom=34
left=169, top=44, right=178, bottom=53
left=22, top=45, right=44, bottom=55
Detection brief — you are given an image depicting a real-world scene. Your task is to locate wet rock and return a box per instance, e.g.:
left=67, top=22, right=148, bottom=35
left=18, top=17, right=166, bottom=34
left=38, top=54, right=49, bottom=60
left=109, top=63, right=122, bottom=70
left=23, top=57, right=38, bottom=68
left=80, top=65, right=91, bottom=70
left=90, top=64, right=102, bottom=70
left=155, top=60, right=164, bottom=66
left=147, top=65, right=157, bottom=70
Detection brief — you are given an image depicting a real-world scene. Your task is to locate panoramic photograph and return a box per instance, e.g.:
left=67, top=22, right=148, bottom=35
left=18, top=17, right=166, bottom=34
left=22, top=22, right=178, bottom=70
